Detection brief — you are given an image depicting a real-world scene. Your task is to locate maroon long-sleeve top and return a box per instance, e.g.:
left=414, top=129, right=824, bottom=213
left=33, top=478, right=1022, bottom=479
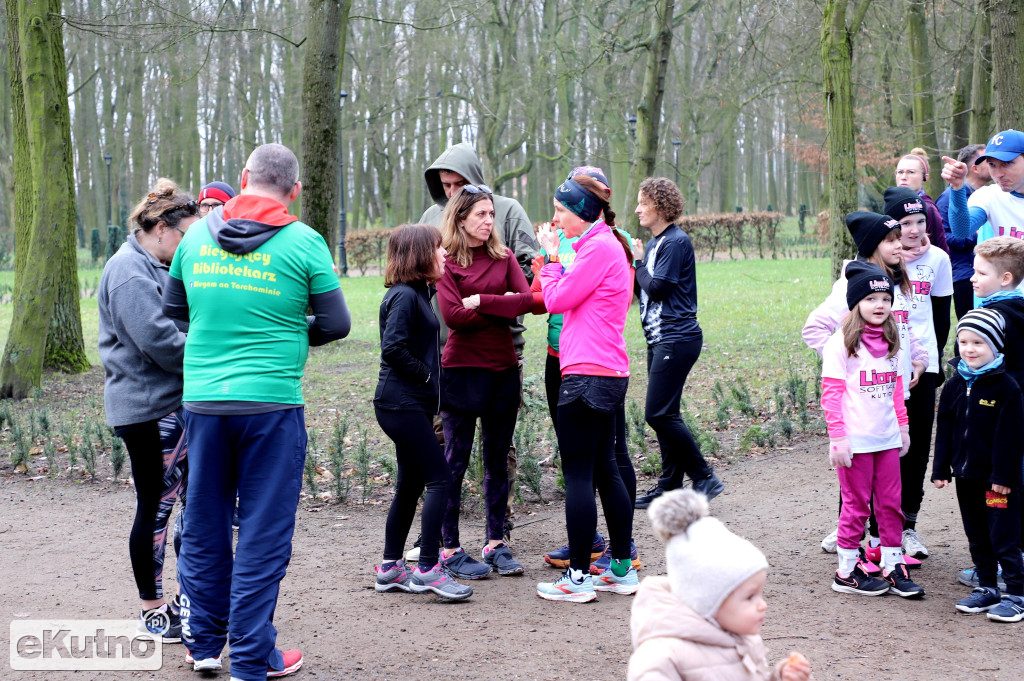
left=436, top=245, right=534, bottom=370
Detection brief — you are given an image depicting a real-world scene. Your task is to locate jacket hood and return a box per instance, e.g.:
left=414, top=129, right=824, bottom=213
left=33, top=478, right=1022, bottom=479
left=424, top=142, right=487, bottom=208
left=207, top=194, right=299, bottom=255
left=632, top=576, right=759, bottom=651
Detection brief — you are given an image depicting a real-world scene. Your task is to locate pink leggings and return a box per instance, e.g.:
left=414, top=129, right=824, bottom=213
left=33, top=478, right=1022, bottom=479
left=836, top=448, right=903, bottom=550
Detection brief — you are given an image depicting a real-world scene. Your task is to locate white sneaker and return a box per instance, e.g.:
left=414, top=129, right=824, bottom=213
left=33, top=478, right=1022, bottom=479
left=193, top=655, right=223, bottom=672
left=820, top=528, right=838, bottom=553
left=404, top=546, right=421, bottom=562
left=902, top=529, right=929, bottom=559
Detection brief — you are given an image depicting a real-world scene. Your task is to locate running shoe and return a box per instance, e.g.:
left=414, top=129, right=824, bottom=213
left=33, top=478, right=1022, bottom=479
left=410, top=564, right=473, bottom=600
left=857, top=547, right=881, bottom=575
left=820, top=528, right=838, bottom=553
left=902, top=529, right=929, bottom=559
left=138, top=603, right=182, bottom=643
left=590, top=541, right=643, bottom=575
left=544, top=533, right=606, bottom=569
left=192, top=655, right=223, bottom=672
left=986, top=594, right=1024, bottom=622
left=537, top=570, right=597, bottom=603
left=956, top=587, right=1001, bottom=613
left=482, top=542, right=524, bottom=576
left=691, top=472, right=725, bottom=500
left=374, top=560, right=413, bottom=593
left=592, top=567, right=640, bottom=595
left=958, top=565, right=1006, bottom=591
left=439, top=548, right=491, bottom=580
left=634, top=485, right=665, bottom=510
left=832, top=564, right=889, bottom=596
left=883, top=564, right=925, bottom=598
left=267, top=649, right=303, bottom=678
left=864, top=544, right=882, bottom=564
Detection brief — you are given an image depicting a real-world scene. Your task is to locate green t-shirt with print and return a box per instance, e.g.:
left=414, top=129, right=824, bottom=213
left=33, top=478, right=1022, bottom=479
left=168, top=221, right=339, bottom=404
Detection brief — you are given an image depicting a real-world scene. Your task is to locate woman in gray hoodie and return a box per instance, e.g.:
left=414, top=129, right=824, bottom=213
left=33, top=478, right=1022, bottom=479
left=98, top=178, right=200, bottom=645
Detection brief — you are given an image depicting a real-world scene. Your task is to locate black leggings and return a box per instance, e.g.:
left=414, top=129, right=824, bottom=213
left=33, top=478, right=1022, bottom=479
left=646, top=338, right=711, bottom=488
left=116, top=411, right=187, bottom=602
left=558, top=398, right=633, bottom=572
left=376, top=407, right=452, bottom=568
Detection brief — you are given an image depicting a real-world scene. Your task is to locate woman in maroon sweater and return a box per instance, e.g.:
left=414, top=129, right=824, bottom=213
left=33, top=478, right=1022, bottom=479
left=436, top=185, right=535, bottom=579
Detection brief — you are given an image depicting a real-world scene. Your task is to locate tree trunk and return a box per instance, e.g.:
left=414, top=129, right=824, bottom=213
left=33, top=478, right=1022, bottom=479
left=951, top=60, right=973, bottom=151
left=970, top=3, right=993, bottom=142
left=990, top=0, right=1024, bottom=129
left=906, top=0, right=943, bottom=199
left=300, top=0, right=351, bottom=256
left=821, top=0, right=869, bottom=279
left=1, top=0, right=80, bottom=396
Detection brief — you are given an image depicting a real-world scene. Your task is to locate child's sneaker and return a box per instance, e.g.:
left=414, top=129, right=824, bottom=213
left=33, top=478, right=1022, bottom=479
left=986, top=594, right=1024, bottom=622
left=138, top=603, right=182, bottom=643
left=883, top=564, right=925, bottom=598
left=267, top=649, right=303, bottom=678
left=857, top=547, right=881, bottom=574
left=901, top=528, right=929, bottom=559
left=958, top=565, right=1007, bottom=591
left=832, top=564, right=889, bottom=596
left=955, top=586, right=1002, bottom=613
left=537, top=569, right=597, bottom=603
left=544, top=533, right=606, bottom=569
left=589, top=541, right=642, bottom=575
left=864, top=544, right=882, bottom=565
left=439, top=548, right=491, bottom=580
left=820, top=528, right=838, bottom=553
left=191, top=653, right=223, bottom=672
left=592, top=567, right=640, bottom=595
left=482, top=542, right=524, bottom=575
left=374, top=560, right=413, bottom=592
left=409, top=564, right=473, bottom=600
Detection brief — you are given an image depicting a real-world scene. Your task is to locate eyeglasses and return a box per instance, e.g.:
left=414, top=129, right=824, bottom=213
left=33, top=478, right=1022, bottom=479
left=198, top=201, right=223, bottom=215
left=461, top=184, right=492, bottom=195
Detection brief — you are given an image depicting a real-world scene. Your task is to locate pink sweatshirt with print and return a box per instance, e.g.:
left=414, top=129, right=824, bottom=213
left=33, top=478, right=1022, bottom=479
left=540, top=220, right=633, bottom=377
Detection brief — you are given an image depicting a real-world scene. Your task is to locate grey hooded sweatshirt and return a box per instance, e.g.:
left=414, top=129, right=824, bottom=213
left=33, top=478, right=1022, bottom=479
left=418, top=142, right=538, bottom=350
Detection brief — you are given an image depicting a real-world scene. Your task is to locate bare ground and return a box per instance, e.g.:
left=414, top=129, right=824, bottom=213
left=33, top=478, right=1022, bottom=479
left=2, top=429, right=1020, bottom=681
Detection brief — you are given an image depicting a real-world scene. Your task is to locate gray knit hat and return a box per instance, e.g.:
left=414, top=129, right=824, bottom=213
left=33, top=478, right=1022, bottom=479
left=956, top=308, right=1006, bottom=354
left=648, top=489, right=768, bottom=620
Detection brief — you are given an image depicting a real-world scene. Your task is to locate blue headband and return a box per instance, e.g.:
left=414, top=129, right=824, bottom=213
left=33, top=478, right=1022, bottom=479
left=555, top=179, right=604, bottom=223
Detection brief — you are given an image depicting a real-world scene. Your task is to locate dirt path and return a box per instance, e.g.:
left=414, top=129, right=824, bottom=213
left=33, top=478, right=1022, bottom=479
left=1, top=434, right=1018, bottom=680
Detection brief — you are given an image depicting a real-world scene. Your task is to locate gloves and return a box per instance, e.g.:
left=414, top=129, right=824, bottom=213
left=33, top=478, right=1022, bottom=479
left=900, top=425, right=910, bottom=457
left=829, top=437, right=852, bottom=468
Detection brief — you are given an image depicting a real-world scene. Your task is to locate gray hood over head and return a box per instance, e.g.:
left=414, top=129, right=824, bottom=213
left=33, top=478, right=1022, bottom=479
left=424, top=142, right=487, bottom=208
left=205, top=205, right=285, bottom=255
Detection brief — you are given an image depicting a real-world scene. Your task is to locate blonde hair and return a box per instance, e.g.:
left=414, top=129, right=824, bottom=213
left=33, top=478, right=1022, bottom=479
left=975, top=236, right=1024, bottom=287
left=440, top=189, right=506, bottom=268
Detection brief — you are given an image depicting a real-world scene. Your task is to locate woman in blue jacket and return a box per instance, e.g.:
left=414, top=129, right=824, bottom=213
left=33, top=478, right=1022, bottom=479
left=372, top=223, right=472, bottom=600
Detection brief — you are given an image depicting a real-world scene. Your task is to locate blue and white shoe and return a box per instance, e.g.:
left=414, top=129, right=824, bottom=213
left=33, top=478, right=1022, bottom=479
left=956, top=587, right=1001, bottom=613
left=592, top=567, right=640, bottom=595
left=987, top=594, right=1024, bottom=622
left=958, top=563, right=1009, bottom=591
left=537, top=569, right=597, bottom=603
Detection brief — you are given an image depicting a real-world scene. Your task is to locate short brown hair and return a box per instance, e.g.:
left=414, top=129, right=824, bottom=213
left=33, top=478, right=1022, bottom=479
left=384, top=223, right=443, bottom=287
left=975, top=236, right=1024, bottom=287
left=638, top=177, right=686, bottom=223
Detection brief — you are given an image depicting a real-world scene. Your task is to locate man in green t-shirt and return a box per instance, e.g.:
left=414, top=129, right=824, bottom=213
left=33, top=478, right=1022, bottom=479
left=163, top=143, right=350, bottom=680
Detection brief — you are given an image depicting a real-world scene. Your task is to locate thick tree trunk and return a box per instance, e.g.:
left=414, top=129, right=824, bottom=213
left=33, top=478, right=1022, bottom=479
left=970, top=3, right=993, bottom=142
left=990, top=0, right=1024, bottom=129
left=300, top=0, right=351, bottom=255
left=907, top=0, right=943, bottom=199
left=951, top=61, right=973, bottom=151
left=1, top=0, right=79, bottom=396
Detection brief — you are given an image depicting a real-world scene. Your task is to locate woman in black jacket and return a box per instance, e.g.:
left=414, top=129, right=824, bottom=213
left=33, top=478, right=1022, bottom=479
left=372, top=223, right=471, bottom=600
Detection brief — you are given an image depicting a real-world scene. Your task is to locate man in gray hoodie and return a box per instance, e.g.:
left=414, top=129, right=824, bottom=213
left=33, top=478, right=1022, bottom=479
left=418, top=142, right=538, bottom=542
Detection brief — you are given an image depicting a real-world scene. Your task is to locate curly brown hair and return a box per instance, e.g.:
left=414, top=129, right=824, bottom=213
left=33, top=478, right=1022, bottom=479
left=638, top=177, right=686, bottom=224
left=128, top=178, right=197, bottom=233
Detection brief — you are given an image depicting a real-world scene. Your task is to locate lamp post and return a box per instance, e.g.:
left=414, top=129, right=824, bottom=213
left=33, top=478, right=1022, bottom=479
left=103, top=153, right=112, bottom=225
left=672, top=140, right=681, bottom=186
left=627, top=114, right=637, bottom=140
left=337, top=90, right=348, bottom=276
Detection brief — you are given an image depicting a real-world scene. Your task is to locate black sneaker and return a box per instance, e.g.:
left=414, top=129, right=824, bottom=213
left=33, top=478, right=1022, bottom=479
left=883, top=564, right=925, bottom=598
left=138, top=603, right=182, bottom=643
left=440, top=548, right=491, bottom=580
left=634, top=485, right=666, bottom=510
left=832, top=564, right=890, bottom=596
left=691, top=473, right=725, bottom=501
left=482, top=542, right=524, bottom=576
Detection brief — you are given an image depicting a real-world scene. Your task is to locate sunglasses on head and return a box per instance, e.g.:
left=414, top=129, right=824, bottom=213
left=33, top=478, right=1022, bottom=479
left=160, top=200, right=199, bottom=218
left=461, top=184, right=492, bottom=195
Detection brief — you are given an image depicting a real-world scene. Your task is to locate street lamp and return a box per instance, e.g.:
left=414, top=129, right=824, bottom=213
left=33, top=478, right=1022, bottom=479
left=627, top=114, right=637, bottom=140
left=672, top=140, right=681, bottom=186
left=103, top=153, right=112, bottom=225
left=337, top=90, right=349, bottom=276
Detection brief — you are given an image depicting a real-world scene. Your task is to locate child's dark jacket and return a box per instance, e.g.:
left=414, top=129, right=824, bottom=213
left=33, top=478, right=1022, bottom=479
left=985, top=297, right=1024, bottom=387
left=933, top=363, right=1024, bottom=489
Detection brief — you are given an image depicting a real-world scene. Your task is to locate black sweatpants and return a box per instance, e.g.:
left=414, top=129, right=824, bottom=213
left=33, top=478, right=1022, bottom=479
left=376, top=407, right=452, bottom=569
left=956, top=477, right=1023, bottom=596
left=646, top=338, right=711, bottom=489
left=902, top=372, right=938, bottom=528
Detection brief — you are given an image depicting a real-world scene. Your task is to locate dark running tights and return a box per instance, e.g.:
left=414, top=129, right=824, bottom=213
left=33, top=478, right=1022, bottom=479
left=376, top=407, right=452, bottom=568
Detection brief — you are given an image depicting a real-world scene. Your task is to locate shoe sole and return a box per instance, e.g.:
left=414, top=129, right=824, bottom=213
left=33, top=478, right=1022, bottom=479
left=410, top=582, right=473, bottom=600
left=888, top=586, right=925, bottom=598
left=545, top=550, right=606, bottom=569
left=193, top=658, right=223, bottom=672
left=493, top=565, right=525, bottom=576
left=986, top=611, right=1024, bottom=622
left=374, top=581, right=414, bottom=593
left=268, top=658, right=303, bottom=678
left=593, top=582, right=639, bottom=595
left=956, top=604, right=999, bottom=613
left=831, top=583, right=888, bottom=596
left=820, top=544, right=837, bottom=554
left=536, top=589, right=597, bottom=603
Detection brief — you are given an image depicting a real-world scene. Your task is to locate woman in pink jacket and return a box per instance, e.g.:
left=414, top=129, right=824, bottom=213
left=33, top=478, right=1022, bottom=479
left=534, top=174, right=637, bottom=603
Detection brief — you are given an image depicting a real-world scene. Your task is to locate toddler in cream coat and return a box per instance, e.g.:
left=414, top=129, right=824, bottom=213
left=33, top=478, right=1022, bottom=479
left=628, top=490, right=812, bottom=681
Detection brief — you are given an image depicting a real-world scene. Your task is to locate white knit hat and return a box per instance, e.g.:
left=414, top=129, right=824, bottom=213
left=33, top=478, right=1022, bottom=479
left=648, top=489, right=769, bottom=620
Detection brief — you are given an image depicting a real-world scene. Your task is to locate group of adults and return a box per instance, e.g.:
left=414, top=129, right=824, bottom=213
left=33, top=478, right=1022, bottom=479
left=97, top=139, right=725, bottom=677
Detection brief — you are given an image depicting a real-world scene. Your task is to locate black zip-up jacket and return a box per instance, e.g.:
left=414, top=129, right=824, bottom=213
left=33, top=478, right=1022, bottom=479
left=932, top=361, right=1024, bottom=489
left=983, top=297, right=1024, bottom=387
left=373, top=281, right=441, bottom=413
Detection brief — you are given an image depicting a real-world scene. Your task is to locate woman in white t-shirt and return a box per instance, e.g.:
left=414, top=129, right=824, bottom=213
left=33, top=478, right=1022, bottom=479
left=821, top=260, right=923, bottom=598
left=882, top=186, right=954, bottom=562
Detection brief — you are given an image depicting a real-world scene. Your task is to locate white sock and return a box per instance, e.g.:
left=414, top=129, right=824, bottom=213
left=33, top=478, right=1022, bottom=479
left=881, top=547, right=904, bottom=573
left=567, top=567, right=585, bottom=584
left=868, top=536, right=881, bottom=548
left=837, top=547, right=859, bottom=577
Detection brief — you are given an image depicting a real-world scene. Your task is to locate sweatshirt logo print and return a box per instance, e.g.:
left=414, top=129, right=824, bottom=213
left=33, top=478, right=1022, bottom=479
left=860, top=370, right=897, bottom=386
left=979, top=399, right=997, bottom=407
left=996, top=226, right=1024, bottom=239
